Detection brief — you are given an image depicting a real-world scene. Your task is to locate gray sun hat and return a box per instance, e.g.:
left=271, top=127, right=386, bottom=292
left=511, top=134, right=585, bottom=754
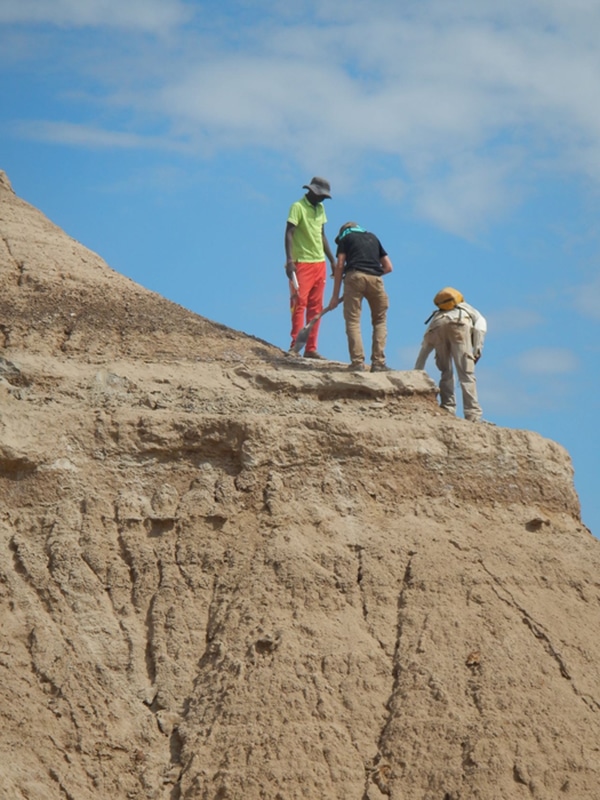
left=302, top=176, right=332, bottom=198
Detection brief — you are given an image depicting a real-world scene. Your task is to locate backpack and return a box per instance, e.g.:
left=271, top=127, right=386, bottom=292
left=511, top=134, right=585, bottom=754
left=424, top=287, right=466, bottom=324
left=434, top=287, right=464, bottom=310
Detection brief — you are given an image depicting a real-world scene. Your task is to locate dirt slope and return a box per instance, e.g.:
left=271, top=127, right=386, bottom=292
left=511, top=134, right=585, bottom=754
left=0, top=170, right=598, bottom=800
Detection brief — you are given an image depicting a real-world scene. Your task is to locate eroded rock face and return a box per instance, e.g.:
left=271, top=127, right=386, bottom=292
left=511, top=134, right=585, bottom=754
left=0, top=171, right=598, bottom=800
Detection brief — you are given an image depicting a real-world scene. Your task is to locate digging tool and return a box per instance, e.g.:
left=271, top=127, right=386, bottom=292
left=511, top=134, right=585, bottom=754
left=291, top=298, right=342, bottom=354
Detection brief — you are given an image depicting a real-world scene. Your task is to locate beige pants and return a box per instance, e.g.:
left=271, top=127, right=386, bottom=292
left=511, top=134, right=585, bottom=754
left=422, top=317, right=482, bottom=421
left=343, top=271, right=389, bottom=367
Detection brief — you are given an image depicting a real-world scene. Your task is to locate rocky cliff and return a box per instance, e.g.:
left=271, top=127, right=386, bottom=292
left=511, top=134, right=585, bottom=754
left=0, top=170, right=598, bottom=800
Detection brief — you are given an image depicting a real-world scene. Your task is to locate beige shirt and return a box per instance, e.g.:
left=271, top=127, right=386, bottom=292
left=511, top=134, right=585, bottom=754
left=415, top=302, right=487, bottom=369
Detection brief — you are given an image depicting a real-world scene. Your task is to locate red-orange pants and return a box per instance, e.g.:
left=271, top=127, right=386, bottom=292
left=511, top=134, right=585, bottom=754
left=289, top=260, right=326, bottom=352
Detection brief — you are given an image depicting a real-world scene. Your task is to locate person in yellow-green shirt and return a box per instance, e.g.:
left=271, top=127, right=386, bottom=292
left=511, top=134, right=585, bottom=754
left=284, top=177, right=335, bottom=358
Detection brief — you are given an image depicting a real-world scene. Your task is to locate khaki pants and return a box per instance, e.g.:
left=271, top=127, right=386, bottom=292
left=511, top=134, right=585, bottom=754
left=343, top=271, right=389, bottom=367
left=422, top=317, right=482, bottom=421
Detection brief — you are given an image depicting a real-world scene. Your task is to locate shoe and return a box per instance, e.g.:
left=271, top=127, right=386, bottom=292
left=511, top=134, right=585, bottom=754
left=348, top=362, right=366, bottom=372
left=304, top=351, right=326, bottom=360
left=371, top=364, right=391, bottom=373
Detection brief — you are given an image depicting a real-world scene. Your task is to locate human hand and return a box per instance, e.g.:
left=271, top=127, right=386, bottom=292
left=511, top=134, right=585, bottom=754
left=285, top=263, right=299, bottom=290
left=285, top=261, right=296, bottom=280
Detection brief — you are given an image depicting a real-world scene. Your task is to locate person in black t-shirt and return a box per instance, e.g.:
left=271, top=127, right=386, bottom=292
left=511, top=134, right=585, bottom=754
left=326, top=222, right=393, bottom=372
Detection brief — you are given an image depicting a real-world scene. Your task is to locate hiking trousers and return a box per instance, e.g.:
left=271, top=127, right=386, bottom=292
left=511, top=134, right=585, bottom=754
left=422, top=318, right=482, bottom=421
left=290, top=260, right=326, bottom=353
left=343, top=271, right=389, bottom=368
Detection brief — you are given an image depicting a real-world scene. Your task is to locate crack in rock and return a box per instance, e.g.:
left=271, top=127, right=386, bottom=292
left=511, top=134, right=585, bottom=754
left=480, top=560, right=600, bottom=712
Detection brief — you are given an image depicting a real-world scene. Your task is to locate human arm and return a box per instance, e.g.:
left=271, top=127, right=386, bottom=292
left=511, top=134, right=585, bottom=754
left=322, top=227, right=336, bottom=276
left=380, top=255, right=393, bottom=274
left=472, top=329, right=484, bottom=362
left=284, top=222, right=296, bottom=280
left=325, top=253, right=345, bottom=311
left=463, top=303, right=487, bottom=361
left=414, top=338, right=434, bottom=371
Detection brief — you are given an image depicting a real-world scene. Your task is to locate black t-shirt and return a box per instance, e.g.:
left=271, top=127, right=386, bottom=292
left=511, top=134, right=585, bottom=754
left=336, top=231, right=388, bottom=277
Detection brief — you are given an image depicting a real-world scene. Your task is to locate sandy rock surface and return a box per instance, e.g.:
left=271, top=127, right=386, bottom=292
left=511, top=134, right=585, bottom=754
left=1, top=170, right=599, bottom=799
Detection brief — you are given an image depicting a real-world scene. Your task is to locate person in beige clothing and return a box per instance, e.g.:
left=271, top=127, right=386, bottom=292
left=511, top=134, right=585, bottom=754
left=415, top=288, right=487, bottom=421
left=326, top=222, right=393, bottom=372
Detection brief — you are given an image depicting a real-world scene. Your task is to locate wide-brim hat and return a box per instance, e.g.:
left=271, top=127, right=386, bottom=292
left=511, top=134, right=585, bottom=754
left=302, top=176, right=332, bottom=198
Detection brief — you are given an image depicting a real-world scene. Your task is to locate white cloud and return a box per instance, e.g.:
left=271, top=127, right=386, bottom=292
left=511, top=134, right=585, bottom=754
left=8, top=0, right=600, bottom=234
left=515, top=347, right=580, bottom=375
left=486, top=308, right=544, bottom=334
left=477, top=370, right=542, bottom=416
left=412, top=154, right=522, bottom=238
left=375, top=178, right=407, bottom=205
left=477, top=359, right=576, bottom=417
left=14, top=120, right=185, bottom=151
left=134, top=3, right=600, bottom=230
left=0, top=0, right=189, bottom=31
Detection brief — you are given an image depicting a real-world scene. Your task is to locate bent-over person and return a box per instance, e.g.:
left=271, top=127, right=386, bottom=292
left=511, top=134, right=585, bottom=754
left=415, top=287, right=487, bottom=421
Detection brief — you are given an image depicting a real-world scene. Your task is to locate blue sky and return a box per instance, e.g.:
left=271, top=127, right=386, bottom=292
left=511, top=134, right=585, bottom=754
left=1, top=0, right=599, bottom=535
